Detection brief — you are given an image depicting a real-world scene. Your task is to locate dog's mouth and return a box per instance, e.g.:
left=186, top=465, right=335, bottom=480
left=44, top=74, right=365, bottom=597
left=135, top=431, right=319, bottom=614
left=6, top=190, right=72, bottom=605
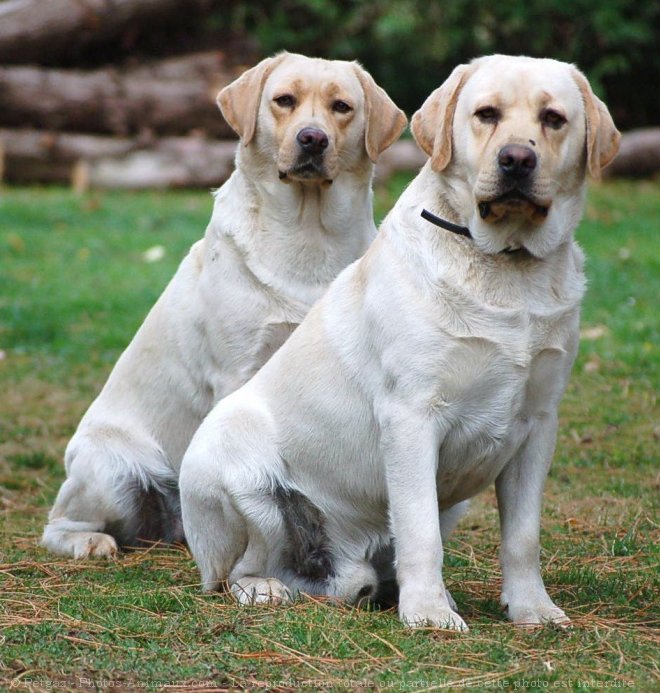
left=477, top=190, right=550, bottom=224
left=279, top=158, right=332, bottom=185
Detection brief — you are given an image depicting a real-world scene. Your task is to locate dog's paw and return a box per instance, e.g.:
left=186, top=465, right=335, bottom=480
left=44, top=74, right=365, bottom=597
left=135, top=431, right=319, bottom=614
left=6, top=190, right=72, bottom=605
left=231, top=577, right=293, bottom=606
left=400, top=605, right=468, bottom=631
left=72, top=532, right=118, bottom=559
left=504, top=600, right=570, bottom=628
left=398, top=594, right=468, bottom=631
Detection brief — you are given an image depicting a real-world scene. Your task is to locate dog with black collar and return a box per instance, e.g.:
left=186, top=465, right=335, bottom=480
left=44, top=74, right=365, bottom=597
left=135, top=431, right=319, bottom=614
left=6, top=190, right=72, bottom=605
left=179, top=55, right=619, bottom=629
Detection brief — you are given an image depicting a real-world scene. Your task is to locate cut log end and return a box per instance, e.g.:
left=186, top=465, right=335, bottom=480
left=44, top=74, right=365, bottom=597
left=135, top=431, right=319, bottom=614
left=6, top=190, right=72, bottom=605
left=1, top=128, right=237, bottom=189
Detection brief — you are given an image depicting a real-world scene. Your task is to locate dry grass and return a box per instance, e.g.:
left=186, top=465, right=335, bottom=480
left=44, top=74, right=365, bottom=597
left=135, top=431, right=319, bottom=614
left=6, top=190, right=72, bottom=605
left=1, top=182, right=658, bottom=690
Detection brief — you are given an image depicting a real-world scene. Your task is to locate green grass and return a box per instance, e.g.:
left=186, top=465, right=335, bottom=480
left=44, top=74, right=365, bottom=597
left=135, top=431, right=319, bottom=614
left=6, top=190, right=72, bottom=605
left=1, top=180, right=658, bottom=691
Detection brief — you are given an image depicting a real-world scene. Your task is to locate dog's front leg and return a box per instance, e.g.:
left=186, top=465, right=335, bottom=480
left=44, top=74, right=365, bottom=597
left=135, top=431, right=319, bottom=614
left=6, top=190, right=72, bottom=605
left=496, top=414, right=570, bottom=627
left=382, top=411, right=467, bottom=631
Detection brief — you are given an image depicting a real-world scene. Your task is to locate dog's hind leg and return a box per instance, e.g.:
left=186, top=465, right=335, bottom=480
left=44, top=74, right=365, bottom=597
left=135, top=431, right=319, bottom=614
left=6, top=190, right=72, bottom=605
left=180, top=479, right=249, bottom=593
left=42, top=429, right=178, bottom=558
left=181, top=396, right=379, bottom=606
left=180, top=397, right=292, bottom=601
left=42, top=482, right=120, bottom=559
left=181, top=466, right=292, bottom=602
left=439, top=500, right=469, bottom=540
left=229, top=520, right=293, bottom=606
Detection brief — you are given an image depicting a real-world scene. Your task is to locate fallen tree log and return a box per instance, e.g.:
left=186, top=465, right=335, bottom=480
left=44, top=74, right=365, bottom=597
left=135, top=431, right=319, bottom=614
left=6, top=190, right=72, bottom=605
left=3, top=128, right=656, bottom=190
left=0, top=129, right=237, bottom=189
left=0, top=52, right=241, bottom=137
left=374, top=139, right=426, bottom=182
left=0, top=0, right=212, bottom=64
left=604, top=128, right=660, bottom=178
left=2, top=128, right=420, bottom=190
left=74, top=139, right=237, bottom=190
left=375, top=131, right=660, bottom=182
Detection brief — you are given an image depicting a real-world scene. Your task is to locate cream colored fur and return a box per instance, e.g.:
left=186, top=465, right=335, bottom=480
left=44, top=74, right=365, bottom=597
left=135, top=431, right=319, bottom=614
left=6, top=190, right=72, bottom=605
left=41, top=52, right=406, bottom=559
left=179, top=55, right=619, bottom=628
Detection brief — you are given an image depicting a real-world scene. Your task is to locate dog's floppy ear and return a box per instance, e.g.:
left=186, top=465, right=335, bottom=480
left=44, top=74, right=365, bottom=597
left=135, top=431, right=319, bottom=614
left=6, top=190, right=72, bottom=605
left=352, top=64, right=407, bottom=162
left=217, top=53, right=289, bottom=145
left=571, top=67, right=621, bottom=180
left=411, top=63, right=473, bottom=172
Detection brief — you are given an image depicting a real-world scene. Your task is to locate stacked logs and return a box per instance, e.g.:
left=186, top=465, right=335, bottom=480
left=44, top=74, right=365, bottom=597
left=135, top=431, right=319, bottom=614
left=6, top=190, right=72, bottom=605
left=0, top=0, right=250, bottom=189
left=0, top=0, right=656, bottom=187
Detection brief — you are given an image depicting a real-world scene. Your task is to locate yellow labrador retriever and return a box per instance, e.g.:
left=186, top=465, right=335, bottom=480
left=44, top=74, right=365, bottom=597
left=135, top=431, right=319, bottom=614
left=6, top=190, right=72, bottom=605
left=179, top=55, right=619, bottom=628
left=42, top=52, right=406, bottom=559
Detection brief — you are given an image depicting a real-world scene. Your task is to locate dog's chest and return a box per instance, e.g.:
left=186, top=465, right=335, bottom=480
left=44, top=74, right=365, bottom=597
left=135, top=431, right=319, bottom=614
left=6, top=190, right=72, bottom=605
left=201, top=243, right=318, bottom=399
left=212, top=316, right=299, bottom=400
left=252, top=319, right=299, bottom=370
left=432, top=306, right=575, bottom=504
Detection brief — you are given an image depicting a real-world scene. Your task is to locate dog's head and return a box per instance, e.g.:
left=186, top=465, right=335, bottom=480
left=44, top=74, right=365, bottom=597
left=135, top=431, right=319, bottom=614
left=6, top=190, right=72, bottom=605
left=412, top=55, right=620, bottom=257
left=218, top=52, right=407, bottom=184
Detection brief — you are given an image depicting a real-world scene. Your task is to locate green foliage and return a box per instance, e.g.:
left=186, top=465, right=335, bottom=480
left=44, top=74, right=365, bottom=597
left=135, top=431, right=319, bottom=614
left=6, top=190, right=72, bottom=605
left=217, top=0, right=660, bottom=127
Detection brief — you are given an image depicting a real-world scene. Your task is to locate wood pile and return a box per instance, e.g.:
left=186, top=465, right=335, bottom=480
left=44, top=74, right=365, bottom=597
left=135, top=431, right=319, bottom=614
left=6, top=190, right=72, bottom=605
left=0, top=0, right=656, bottom=188
left=603, top=129, right=660, bottom=179
left=0, top=0, right=250, bottom=189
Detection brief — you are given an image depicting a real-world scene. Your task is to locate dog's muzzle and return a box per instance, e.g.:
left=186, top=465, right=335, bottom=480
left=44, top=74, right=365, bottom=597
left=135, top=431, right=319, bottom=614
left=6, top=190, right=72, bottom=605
left=477, top=144, right=550, bottom=224
left=279, top=127, right=332, bottom=183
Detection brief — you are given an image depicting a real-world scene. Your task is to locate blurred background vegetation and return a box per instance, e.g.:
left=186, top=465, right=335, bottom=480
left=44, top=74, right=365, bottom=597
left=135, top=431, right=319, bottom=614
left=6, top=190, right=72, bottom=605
left=65, top=0, right=659, bottom=130
left=23, top=0, right=659, bottom=129
left=214, top=0, right=659, bottom=129
left=2, top=0, right=657, bottom=187
left=0, top=0, right=660, bottom=190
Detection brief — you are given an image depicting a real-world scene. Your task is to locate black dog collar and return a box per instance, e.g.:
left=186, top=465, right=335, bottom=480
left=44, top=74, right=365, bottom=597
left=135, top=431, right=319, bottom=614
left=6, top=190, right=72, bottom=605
left=420, top=208, right=472, bottom=238
left=420, top=208, right=523, bottom=255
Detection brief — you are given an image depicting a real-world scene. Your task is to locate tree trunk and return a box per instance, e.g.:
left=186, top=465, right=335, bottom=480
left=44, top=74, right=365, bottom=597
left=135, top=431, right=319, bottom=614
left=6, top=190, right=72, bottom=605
left=0, top=53, right=240, bottom=137
left=0, top=0, right=210, bottom=64
left=0, top=129, right=237, bottom=189
left=376, top=131, right=660, bottom=181
left=374, top=139, right=427, bottom=182
left=604, top=128, right=660, bottom=178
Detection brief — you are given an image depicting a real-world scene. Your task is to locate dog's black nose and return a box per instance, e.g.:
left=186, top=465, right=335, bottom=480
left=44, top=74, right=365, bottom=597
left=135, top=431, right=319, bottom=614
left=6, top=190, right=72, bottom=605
left=498, top=144, right=537, bottom=178
left=297, top=127, right=329, bottom=156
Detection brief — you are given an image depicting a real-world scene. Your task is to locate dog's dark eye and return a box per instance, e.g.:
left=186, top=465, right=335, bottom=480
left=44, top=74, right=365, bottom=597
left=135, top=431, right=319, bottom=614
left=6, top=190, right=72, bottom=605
left=274, top=94, right=296, bottom=108
left=541, top=109, right=566, bottom=129
left=475, top=106, right=500, bottom=123
left=332, top=100, right=353, bottom=114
